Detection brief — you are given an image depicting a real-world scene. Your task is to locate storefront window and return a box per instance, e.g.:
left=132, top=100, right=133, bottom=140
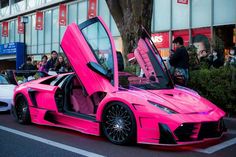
left=172, top=0, right=189, bottom=30
left=26, top=16, right=31, bottom=54
left=68, top=3, right=77, bottom=24
left=214, top=0, right=236, bottom=26
left=52, top=8, right=59, bottom=52
left=45, top=10, right=52, bottom=53
left=9, top=21, right=15, bottom=42
left=98, top=0, right=110, bottom=28
left=15, top=19, right=20, bottom=42
left=31, top=14, right=37, bottom=54
left=153, top=0, right=171, bottom=31
left=78, top=0, right=88, bottom=24
left=111, top=16, right=120, bottom=37
left=192, top=0, right=211, bottom=28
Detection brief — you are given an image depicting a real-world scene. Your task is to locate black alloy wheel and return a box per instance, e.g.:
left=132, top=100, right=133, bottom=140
left=102, top=102, right=136, bottom=145
left=16, top=96, right=31, bottom=124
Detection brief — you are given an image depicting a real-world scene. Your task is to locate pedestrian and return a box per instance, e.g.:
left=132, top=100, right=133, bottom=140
left=55, top=55, right=67, bottom=73
left=169, top=37, right=189, bottom=86
left=38, top=55, right=48, bottom=77
left=45, top=50, right=58, bottom=72
left=225, top=47, right=236, bottom=67
left=19, top=57, right=36, bottom=82
left=208, top=49, right=224, bottom=69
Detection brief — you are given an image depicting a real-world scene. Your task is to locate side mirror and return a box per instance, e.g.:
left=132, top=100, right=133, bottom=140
left=87, top=62, right=109, bottom=79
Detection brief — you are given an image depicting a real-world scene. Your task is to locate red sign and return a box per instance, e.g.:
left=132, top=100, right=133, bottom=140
left=2, top=22, right=8, bottom=37
left=173, top=30, right=189, bottom=46
left=151, top=32, right=169, bottom=48
left=17, top=16, right=24, bottom=34
left=177, top=0, right=188, bottom=4
left=59, top=4, right=67, bottom=26
left=36, top=11, right=43, bottom=30
left=88, top=0, right=97, bottom=19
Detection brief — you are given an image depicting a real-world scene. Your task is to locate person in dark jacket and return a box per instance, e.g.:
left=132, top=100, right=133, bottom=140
left=169, top=37, right=189, bottom=85
left=55, top=55, right=67, bottom=73
left=19, top=57, right=36, bottom=81
left=45, top=50, right=58, bottom=72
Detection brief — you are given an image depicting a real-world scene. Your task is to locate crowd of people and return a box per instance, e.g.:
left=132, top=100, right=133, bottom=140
left=169, top=36, right=236, bottom=86
left=19, top=50, right=72, bottom=81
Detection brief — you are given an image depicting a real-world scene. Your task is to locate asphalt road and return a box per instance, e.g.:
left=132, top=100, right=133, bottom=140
left=1, top=112, right=236, bottom=157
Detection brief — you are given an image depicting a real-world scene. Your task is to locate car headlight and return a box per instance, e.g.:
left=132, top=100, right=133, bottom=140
left=148, top=101, right=177, bottom=114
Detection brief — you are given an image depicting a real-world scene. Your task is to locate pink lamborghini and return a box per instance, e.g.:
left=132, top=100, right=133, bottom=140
left=12, top=17, right=226, bottom=145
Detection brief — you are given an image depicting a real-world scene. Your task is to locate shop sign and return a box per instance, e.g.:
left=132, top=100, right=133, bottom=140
left=36, top=11, right=43, bottom=30
left=17, top=16, right=24, bottom=34
left=2, top=21, right=9, bottom=37
left=88, top=0, right=97, bottom=19
left=177, top=0, right=188, bottom=4
left=59, top=4, right=67, bottom=26
left=0, top=43, right=18, bottom=55
left=151, top=32, right=169, bottom=48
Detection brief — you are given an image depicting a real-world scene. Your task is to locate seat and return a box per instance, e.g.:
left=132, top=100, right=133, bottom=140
left=70, top=77, right=94, bottom=114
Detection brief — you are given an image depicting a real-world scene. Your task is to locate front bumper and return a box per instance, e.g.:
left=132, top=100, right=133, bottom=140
left=158, top=118, right=227, bottom=145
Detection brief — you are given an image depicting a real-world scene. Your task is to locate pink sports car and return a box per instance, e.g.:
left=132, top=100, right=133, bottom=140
left=12, top=17, right=226, bottom=145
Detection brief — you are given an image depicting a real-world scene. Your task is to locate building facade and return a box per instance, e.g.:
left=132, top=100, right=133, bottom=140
left=0, top=0, right=236, bottom=70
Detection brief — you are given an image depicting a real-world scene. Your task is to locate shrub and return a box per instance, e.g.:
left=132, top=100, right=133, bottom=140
left=188, top=66, right=236, bottom=116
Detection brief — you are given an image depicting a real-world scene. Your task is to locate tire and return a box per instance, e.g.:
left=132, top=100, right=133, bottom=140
left=15, top=96, right=31, bottom=124
left=102, top=102, right=136, bottom=145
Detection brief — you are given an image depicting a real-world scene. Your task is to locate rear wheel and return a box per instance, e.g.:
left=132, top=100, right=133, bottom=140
left=16, top=96, right=31, bottom=124
left=102, top=102, right=136, bottom=145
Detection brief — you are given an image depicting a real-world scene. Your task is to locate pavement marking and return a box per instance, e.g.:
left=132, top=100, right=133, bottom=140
left=194, top=137, right=236, bottom=154
left=0, top=125, right=105, bottom=157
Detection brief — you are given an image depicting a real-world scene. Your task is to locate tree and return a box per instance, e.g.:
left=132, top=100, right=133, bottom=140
left=105, top=0, right=153, bottom=62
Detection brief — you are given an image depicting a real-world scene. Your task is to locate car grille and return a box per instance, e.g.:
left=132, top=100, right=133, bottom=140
left=174, top=119, right=225, bottom=142
left=0, top=101, right=8, bottom=107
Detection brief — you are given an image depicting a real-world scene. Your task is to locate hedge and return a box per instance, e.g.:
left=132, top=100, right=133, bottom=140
left=188, top=66, right=236, bottom=116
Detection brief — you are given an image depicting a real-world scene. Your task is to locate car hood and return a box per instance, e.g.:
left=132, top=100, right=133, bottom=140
left=0, top=84, right=16, bottom=98
left=134, top=86, right=217, bottom=114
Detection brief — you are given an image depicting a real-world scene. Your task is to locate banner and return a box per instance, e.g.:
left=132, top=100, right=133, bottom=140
left=2, top=22, right=9, bottom=37
left=18, top=16, right=24, bottom=34
left=36, top=11, right=43, bottom=30
left=59, top=4, right=67, bottom=26
left=88, top=0, right=97, bottom=19
left=177, top=0, right=188, bottom=4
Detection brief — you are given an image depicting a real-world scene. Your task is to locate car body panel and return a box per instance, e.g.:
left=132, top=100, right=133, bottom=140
left=61, top=17, right=118, bottom=96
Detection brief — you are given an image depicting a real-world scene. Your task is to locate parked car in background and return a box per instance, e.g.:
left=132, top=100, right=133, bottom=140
left=0, top=74, right=16, bottom=112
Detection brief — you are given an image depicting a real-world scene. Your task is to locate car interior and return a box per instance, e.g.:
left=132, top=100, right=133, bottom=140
left=62, top=75, right=106, bottom=117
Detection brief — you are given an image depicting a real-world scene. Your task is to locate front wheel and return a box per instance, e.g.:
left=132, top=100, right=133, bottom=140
left=102, top=102, right=136, bottom=145
left=15, top=96, right=31, bottom=124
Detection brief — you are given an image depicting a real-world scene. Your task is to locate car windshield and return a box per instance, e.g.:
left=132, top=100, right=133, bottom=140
left=80, top=21, right=114, bottom=83
left=119, top=31, right=173, bottom=90
left=0, top=75, right=9, bottom=84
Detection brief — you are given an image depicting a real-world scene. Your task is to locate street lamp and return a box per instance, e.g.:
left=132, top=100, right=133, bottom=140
left=21, top=16, right=29, bottom=62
